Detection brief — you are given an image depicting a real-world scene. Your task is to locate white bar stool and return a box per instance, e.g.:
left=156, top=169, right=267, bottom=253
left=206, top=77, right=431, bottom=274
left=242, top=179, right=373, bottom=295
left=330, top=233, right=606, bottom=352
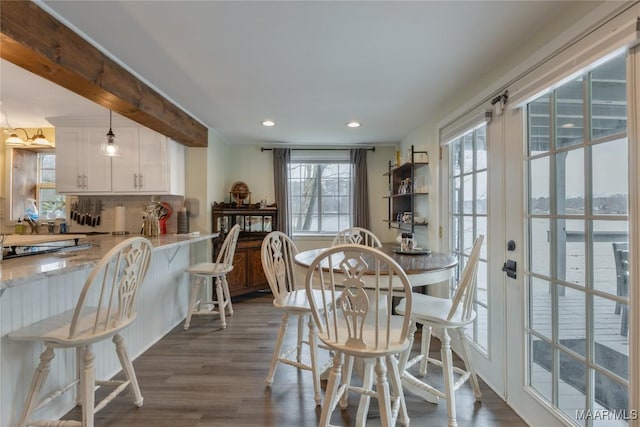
left=184, top=224, right=240, bottom=330
left=9, top=237, right=153, bottom=427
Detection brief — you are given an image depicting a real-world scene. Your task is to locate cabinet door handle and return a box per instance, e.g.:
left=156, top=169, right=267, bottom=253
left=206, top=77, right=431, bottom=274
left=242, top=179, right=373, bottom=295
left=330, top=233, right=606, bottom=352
left=83, top=175, right=88, bottom=189
left=134, top=174, right=138, bottom=189
left=139, top=174, right=143, bottom=189
left=77, top=174, right=82, bottom=189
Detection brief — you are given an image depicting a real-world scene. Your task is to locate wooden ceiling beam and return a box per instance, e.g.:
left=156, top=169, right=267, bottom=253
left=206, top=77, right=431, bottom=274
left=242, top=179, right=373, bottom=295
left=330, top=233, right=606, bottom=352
left=0, top=1, right=208, bottom=147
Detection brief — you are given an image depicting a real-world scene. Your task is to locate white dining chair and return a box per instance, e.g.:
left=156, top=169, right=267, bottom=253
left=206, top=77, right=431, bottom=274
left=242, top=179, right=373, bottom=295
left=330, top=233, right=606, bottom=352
left=261, top=231, right=336, bottom=406
left=9, top=236, right=153, bottom=427
left=396, top=234, right=484, bottom=427
left=305, top=243, right=413, bottom=427
left=184, top=224, right=240, bottom=330
left=331, top=227, right=382, bottom=248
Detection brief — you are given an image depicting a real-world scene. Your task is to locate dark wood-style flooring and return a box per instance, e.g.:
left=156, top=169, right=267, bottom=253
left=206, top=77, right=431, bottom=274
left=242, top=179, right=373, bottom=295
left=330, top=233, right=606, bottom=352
left=64, top=292, right=527, bottom=426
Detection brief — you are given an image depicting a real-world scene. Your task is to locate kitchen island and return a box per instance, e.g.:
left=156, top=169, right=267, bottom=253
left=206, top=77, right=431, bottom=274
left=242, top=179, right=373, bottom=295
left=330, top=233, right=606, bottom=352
left=0, top=232, right=217, bottom=426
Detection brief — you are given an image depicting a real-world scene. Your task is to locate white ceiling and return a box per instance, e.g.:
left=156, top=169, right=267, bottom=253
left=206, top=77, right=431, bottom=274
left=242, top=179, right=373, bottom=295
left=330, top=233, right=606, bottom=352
left=1, top=1, right=601, bottom=146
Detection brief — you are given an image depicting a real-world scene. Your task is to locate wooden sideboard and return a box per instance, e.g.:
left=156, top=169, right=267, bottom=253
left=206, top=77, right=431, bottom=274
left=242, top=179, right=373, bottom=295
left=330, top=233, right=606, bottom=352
left=212, top=202, right=277, bottom=297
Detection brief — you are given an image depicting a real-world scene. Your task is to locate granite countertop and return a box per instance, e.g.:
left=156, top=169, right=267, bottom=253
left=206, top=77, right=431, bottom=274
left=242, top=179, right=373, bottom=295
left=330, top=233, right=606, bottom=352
left=0, top=232, right=218, bottom=291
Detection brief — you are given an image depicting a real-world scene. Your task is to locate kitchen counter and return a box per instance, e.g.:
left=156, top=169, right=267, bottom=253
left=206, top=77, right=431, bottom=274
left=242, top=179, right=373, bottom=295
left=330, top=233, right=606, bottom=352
left=1, top=231, right=218, bottom=426
left=0, top=232, right=218, bottom=291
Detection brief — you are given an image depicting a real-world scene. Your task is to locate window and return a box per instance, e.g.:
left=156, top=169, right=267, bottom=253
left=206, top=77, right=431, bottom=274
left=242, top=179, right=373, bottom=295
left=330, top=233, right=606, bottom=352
left=288, top=151, right=352, bottom=234
left=37, top=152, right=65, bottom=220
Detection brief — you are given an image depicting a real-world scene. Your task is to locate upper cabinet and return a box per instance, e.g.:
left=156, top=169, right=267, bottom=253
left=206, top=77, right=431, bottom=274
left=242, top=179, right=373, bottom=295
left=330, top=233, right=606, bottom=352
left=111, top=127, right=184, bottom=195
left=55, top=127, right=112, bottom=193
left=383, top=145, right=429, bottom=233
left=50, top=115, right=185, bottom=196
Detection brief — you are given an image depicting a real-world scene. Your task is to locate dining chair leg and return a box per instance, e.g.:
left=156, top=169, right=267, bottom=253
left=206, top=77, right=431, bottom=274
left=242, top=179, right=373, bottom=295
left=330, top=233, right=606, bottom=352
left=80, top=345, right=96, bottom=427
left=184, top=276, right=202, bottom=330
left=214, top=276, right=227, bottom=328
left=455, top=328, right=482, bottom=400
left=297, top=316, right=305, bottom=363
left=114, top=334, right=144, bottom=406
left=419, top=324, right=432, bottom=376
left=339, top=355, right=354, bottom=409
left=76, top=347, right=84, bottom=406
left=441, top=329, right=458, bottom=427
left=307, top=317, right=322, bottom=406
left=266, top=313, right=289, bottom=387
left=375, top=357, right=392, bottom=427
left=222, top=275, right=234, bottom=315
left=17, top=347, right=55, bottom=427
left=320, top=352, right=344, bottom=427
left=387, top=353, right=410, bottom=426
left=355, top=360, right=374, bottom=427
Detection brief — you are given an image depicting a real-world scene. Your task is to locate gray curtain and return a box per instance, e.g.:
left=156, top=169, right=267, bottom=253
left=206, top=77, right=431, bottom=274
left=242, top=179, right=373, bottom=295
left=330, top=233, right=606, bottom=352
left=351, top=148, right=370, bottom=229
left=273, top=148, right=291, bottom=236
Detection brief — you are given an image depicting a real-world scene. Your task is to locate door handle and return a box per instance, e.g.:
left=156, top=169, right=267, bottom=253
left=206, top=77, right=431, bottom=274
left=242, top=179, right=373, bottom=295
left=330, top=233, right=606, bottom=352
left=502, top=259, right=517, bottom=279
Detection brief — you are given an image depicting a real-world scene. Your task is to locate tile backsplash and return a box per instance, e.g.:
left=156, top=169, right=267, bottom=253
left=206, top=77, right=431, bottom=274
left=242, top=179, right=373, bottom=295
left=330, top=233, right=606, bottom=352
left=67, top=195, right=185, bottom=235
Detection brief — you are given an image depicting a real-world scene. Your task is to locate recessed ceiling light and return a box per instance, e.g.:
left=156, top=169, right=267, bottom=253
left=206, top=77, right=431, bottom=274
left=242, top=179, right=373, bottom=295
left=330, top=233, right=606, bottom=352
left=261, top=120, right=276, bottom=127
left=346, top=121, right=361, bottom=128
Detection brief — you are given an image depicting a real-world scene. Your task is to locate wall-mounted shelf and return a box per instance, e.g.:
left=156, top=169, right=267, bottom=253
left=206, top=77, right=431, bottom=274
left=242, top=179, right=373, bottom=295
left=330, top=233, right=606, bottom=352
left=384, top=145, right=430, bottom=233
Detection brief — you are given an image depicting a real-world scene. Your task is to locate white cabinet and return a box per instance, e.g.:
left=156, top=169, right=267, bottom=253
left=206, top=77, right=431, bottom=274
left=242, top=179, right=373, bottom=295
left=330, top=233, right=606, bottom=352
left=111, top=127, right=184, bottom=195
left=55, top=127, right=112, bottom=193
left=51, top=115, right=185, bottom=196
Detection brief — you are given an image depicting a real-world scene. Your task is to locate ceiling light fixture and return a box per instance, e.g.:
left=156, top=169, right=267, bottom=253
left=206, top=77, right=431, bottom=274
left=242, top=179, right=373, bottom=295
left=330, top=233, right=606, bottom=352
left=5, top=128, right=51, bottom=146
left=100, top=110, right=121, bottom=157
left=261, top=120, right=276, bottom=127
left=346, top=121, right=361, bottom=128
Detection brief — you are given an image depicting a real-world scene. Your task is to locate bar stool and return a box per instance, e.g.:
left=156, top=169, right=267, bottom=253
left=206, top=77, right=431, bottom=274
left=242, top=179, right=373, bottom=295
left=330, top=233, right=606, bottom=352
left=9, top=237, right=153, bottom=427
left=184, top=224, right=240, bottom=330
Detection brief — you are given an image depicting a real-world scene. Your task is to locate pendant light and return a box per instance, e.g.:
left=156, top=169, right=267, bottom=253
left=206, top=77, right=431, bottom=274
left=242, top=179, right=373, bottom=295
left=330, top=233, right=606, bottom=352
left=101, top=110, right=120, bottom=156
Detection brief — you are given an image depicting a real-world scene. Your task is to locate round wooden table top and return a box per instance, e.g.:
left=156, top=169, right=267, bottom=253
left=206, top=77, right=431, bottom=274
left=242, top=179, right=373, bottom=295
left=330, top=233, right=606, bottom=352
left=293, top=243, right=457, bottom=276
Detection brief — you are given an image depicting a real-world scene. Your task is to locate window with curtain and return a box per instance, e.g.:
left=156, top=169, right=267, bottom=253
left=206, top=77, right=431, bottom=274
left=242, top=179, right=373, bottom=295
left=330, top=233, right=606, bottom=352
left=288, top=150, right=353, bottom=235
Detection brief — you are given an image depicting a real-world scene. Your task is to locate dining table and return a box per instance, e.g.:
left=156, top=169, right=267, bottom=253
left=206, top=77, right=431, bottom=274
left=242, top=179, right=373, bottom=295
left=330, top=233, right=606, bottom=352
left=293, top=242, right=458, bottom=407
left=293, top=242, right=458, bottom=288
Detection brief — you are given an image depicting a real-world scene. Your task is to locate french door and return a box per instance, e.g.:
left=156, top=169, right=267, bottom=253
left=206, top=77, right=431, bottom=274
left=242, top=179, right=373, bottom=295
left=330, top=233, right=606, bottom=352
left=504, top=52, right=633, bottom=426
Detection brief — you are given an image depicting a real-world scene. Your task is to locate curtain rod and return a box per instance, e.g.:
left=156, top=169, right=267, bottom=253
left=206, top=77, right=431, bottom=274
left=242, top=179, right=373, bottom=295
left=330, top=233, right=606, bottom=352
left=261, top=147, right=375, bottom=152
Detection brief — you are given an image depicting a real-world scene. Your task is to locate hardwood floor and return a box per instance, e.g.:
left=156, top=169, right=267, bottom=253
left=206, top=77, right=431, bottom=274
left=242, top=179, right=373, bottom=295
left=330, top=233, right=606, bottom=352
left=63, top=292, right=526, bottom=426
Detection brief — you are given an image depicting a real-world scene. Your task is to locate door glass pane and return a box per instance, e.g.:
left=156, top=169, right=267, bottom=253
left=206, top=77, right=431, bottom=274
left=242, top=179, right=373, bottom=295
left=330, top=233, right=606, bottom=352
left=530, top=337, right=553, bottom=401
left=530, top=156, right=550, bottom=214
left=463, top=174, right=473, bottom=214
left=476, top=171, right=487, bottom=214
left=592, top=138, right=628, bottom=215
left=555, top=148, right=584, bottom=215
left=593, top=294, right=629, bottom=379
left=558, top=286, right=585, bottom=354
left=593, top=371, right=628, bottom=424
left=591, top=55, right=626, bottom=140
left=530, top=277, right=552, bottom=340
left=528, top=94, right=551, bottom=155
left=593, top=220, right=628, bottom=295
left=453, top=176, right=461, bottom=214
left=452, top=140, right=462, bottom=176
left=476, top=126, right=487, bottom=170
left=556, top=78, right=584, bottom=149
left=559, top=219, right=585, bottom=286
left=463, top=133, right=474, bottom=174
left=558, top=350, right=587, bottom=423
left=530, top=218, right=550, bottom=277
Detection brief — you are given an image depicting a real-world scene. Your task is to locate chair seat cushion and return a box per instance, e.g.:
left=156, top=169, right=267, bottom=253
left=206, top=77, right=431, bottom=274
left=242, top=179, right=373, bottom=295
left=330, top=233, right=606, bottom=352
left=396, top=293, right=475, bottom=327
left=9, top=307, right=134, bottom=347
left=186, top=262, right=233, bottom=276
